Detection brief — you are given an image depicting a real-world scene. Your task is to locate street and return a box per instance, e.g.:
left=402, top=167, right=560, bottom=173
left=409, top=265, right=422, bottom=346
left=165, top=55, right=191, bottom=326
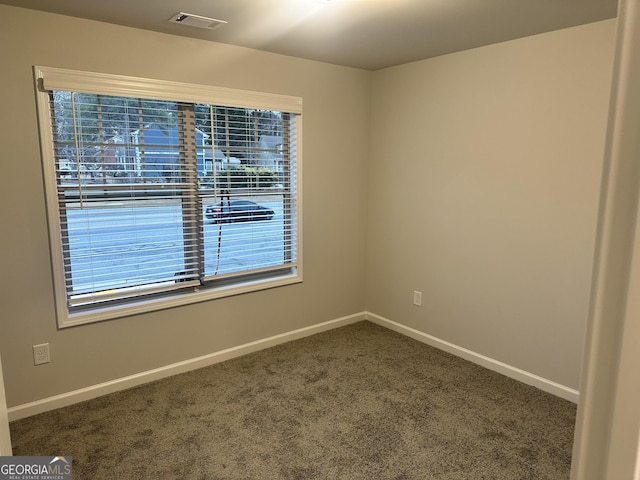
left=65, top=200, right=286, bottom=293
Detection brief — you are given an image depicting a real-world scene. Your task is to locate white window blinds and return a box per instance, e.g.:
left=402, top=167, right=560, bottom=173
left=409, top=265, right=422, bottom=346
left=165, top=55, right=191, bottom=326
left=34, top=67, right=302, bottom=326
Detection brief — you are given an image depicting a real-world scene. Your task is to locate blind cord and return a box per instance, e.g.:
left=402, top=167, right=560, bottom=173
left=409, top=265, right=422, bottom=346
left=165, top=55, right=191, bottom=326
left=213, top=189, right=231, bottom=275
left=69, top=93, right=84, bottom=209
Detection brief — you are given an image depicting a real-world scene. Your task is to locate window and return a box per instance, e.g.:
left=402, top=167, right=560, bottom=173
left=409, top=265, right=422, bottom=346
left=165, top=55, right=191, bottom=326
left=34, top=67, right=302, bottom=327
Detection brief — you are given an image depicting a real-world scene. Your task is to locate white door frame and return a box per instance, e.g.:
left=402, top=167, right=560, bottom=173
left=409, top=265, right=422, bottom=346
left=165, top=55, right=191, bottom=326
left=571, top=0, right=640, bottom=477
left=0, top=353, right=12, bottom=456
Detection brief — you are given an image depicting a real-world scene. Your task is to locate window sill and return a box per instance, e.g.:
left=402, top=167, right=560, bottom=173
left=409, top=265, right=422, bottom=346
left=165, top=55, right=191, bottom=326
left=59, top=271, right=302, bottom=328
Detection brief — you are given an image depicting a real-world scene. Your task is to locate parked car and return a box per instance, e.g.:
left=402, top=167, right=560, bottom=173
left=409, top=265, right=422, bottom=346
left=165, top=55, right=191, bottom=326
left=205, top=199, right=274, bottom=223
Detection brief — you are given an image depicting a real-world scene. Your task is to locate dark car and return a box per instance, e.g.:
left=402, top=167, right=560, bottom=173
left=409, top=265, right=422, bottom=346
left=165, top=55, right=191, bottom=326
left=205, top=199, right=274, bottom=223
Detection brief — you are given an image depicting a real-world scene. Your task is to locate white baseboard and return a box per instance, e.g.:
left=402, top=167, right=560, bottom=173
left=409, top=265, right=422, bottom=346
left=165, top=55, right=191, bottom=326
left=7, top=312, right=366, bottom=421
left=365, top=312, right=579, bottom=404
left=8, top=310, right=578, bottom=421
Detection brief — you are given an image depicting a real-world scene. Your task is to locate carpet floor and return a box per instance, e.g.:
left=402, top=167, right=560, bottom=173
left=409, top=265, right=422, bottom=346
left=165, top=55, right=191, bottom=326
left=10, top=321, right=576, bottom=479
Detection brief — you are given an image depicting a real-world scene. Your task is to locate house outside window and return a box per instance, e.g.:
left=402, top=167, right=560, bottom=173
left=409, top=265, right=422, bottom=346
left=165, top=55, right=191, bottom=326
left=34, top=66, right=302, bottom=327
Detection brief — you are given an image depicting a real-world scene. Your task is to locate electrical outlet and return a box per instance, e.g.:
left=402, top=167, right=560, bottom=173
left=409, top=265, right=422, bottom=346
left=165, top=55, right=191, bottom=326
left=413, top=290, right=422, bottom=306
left=33, top=343, right=50, bottom=365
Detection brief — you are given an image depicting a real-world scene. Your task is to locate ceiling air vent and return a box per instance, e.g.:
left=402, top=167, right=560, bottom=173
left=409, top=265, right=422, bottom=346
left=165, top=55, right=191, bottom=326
left=169, top=12, right=228, bottom=30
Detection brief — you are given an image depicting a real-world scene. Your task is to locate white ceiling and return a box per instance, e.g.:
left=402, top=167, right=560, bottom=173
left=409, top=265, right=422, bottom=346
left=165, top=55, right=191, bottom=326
left=2, top=0, right=618, bottom=70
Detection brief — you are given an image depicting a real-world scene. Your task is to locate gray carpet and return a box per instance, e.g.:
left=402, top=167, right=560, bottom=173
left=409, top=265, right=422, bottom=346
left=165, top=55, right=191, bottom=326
left=10, top=321, right=576, bottom=479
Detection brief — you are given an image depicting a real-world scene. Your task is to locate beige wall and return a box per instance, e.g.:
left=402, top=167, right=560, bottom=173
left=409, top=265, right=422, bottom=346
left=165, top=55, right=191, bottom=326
left=0, top=5, right=370, bottom=407
left=0, top=3, right=617, bottom=408
left=367, top=21, right=616, bottom=390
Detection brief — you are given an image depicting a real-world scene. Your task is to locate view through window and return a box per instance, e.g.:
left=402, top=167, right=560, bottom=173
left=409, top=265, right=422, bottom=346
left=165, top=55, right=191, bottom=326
left=35, top=68, right=301, bottom=326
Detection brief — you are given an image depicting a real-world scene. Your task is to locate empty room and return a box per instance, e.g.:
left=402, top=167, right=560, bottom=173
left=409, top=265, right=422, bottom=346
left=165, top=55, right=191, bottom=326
left=1, top=0, right=639, bottom=478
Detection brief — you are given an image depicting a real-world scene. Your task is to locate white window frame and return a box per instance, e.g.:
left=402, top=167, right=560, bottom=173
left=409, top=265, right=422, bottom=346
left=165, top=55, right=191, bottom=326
left=34, top=66, right=303, bottom=328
